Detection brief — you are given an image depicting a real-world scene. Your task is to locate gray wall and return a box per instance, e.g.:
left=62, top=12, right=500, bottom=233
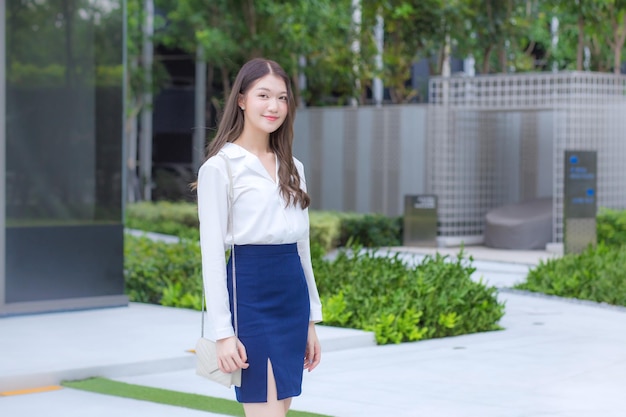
left=294, top=105, right=428, bottom=217
left=294, top=106, right=554, bottom=218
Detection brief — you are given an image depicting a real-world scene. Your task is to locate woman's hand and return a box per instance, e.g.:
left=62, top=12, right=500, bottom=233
left=216, top=336, right=249, bottom=373
left=304, top=322, right=321, bottom=372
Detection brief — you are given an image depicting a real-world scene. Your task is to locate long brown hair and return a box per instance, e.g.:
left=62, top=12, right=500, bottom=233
left=196, top=58, right=310, bottom=209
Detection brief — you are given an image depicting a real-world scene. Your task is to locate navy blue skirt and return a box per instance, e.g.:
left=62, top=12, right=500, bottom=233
left=226, top=243, right=310, bottom=403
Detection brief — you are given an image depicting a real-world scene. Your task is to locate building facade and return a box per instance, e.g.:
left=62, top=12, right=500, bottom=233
left=0, top=0, right=126, bottom=315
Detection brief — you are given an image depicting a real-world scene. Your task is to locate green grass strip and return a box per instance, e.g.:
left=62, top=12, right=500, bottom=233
left=62, top=377, right=332, bottom=417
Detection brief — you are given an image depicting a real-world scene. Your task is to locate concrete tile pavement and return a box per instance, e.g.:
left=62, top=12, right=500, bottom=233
left=2, top=246, right=626, bottom=417
left=2, top=387, right=228, bottom=417
left=0, top=304, right=374, bottom=393
left=113, top=291, right=626, bottom=417
left=0, top=304, right=373, bottom=417
left=390, top=245, right=559, bottom=266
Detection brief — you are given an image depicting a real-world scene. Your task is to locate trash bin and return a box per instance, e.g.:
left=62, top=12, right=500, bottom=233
left=403, top=195, right=437, bottom=247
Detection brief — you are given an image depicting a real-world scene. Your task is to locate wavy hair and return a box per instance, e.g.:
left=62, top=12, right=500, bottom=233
left=194, top=58, right=310, bottom=209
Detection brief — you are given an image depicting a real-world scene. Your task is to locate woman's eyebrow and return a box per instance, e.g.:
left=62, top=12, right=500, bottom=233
left=255, top=86, right=287, bottom=95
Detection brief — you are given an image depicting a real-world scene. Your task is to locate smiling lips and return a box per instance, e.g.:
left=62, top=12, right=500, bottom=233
left=264, top=116, right=279, bottom=122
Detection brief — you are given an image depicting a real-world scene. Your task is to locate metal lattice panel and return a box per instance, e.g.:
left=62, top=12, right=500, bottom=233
left=428, top=72, right=626, bottom=244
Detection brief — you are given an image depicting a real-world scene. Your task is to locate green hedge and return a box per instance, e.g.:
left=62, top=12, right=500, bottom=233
left=339, top=214, right=402, bottom=248
left=126, top=203, right=626, bottom=250
left=124, top=235, right=504, bottom=344
left=124, top=234, right=203, bottom=310
left=125, top=202, right=626, bottom=327
left=515, top=243, right=626, bottom=307
left=312, top=246, right=504, bottom=344
left=514, top=208, right=626, bottom=307
left=597, top=208, right=626, bottom=247
left=126, top=201, right=200, bottom=240
left=126, top=202, right=402, bottom=250
left=308, top=211, right=350, bottom=251
left=308, top=211, right=401, bottom=250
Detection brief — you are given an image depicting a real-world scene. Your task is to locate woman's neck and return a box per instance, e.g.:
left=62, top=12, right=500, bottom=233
left=235, top=130, right=271, bottom=156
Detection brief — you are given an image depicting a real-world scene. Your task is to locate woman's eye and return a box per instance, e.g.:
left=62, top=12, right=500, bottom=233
left=279, top=96, right=287, bottom=101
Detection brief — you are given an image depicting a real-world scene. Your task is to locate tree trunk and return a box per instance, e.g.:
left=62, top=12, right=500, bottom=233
left=206, top=64, right=214, bottom=125
left=615, top=46, right=624, bottom=75
left=482, top=44, right=494, bottom=74
left=243, top=0, right=260, bottom=58
left=436, top=32, right=452, bottom=75
left=126, top=104, right=139, bottom=203
left=436, top=45, right=444, bottom=75
left=498, top=40, right=507, bottom=73
left=614, top=14, right=626, bottom=74
left=139, top=0, right=154, bottom=201
left=577, top=15, right=584, bottom=71
left=193, top=45, right=206, bottom=172
left=125, top=53, right=142, bottom=203
left=221, top=65, right=231, bottom=102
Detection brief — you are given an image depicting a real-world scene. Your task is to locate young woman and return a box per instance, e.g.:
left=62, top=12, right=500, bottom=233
left=196, top=58, right=323, bottom=417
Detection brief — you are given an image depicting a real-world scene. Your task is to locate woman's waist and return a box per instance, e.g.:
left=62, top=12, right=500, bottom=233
left=232, top=243, right=298, bottom=256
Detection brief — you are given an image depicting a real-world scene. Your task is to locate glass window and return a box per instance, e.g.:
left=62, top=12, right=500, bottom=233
left=5, top=0, right=123, bottom=226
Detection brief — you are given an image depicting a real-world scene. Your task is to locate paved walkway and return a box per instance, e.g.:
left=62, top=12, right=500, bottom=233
left=2, top=246, right=626, bottom=417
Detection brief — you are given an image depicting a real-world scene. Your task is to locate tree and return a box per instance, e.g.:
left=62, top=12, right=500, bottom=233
left=600, top=0, right=626, bottom=74
left=156, top=0, right=356, bottom=107
left=129, top=0, right=626, bottom=121
left=267, top=0, right=354, bottom=106
left=549, top=0, right=605, bottom=71
left=356, top=0, right=442, bottom=103
left=460, top=0, right=531, bottom=74
left=422, top=0, right=477, bottom=77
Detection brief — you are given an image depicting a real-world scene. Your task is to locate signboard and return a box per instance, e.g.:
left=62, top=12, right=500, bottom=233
left=563, top=151, right=597, bottom=254
left=403, top=195, right=438, bottom=247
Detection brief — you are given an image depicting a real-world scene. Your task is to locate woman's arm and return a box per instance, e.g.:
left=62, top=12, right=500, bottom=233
left=297, top=236, right=323, bottom=323
left=197, top=160, right=236, bottom=340
left=293, top=158, right=323, bottom=323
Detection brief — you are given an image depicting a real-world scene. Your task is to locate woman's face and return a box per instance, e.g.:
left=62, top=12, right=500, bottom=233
left=239, top=74, right=289, bottom=136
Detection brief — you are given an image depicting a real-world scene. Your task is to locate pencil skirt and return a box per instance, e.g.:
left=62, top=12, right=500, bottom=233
left=226, top=243, right=310, bottom=403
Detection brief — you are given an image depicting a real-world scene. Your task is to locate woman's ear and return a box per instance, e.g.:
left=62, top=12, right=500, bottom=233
left=238, top=94, right=245, bottom=110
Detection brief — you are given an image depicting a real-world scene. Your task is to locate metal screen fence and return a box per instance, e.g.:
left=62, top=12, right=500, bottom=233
left=429, top=72, right=626, bottom=244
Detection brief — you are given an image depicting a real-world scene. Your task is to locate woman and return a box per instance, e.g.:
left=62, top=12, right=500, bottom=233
left=196, top=58, right=323, bottom=417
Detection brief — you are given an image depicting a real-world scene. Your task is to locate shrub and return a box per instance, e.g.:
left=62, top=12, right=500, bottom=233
left=124, top=235, right=504, bottom=345
left=515, top=243, right=626, bottom=307
left=339, top=213, right=403, bottom=247
left=310, top=211, right=402, bottom=250
left=126, top=201, right=200, bottom=240
left=308, top=211, right=344, bottom=252
left=313, top=245, right=505, bottom=344
left=308, top=211, right=363, bottom=251
left=124, top=234, right=203, bottom=309
left=597, top=208, right=626, bottom=247
left=126, top=202, right=404, bottom=251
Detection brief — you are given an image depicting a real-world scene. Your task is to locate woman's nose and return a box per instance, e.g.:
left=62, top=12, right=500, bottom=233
left=267, top=97, right=278, bottom=111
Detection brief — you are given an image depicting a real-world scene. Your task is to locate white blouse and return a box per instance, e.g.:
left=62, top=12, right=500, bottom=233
left=197, top=142, right=323, bottom=341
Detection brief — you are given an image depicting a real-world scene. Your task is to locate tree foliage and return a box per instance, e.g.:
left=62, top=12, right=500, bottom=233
left=361, top=0, right=443, bottom=103
left=153, top=0, right=354, bottom=107
left=128, top=0, right=626, bottom=106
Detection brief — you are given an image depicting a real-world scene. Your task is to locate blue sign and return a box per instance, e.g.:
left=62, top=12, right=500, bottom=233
left=564, top=151, right=597, bottom=218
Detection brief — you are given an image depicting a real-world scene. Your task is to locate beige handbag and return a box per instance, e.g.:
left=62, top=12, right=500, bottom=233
left=196, top=153, right=242, bottom=388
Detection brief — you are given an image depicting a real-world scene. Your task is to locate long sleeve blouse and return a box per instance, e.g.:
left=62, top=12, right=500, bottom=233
left=197, top=142, right=323, bottom=341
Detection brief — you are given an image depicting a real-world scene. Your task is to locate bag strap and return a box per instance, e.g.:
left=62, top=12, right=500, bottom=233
left=201, top=152, right=237, bottom=338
